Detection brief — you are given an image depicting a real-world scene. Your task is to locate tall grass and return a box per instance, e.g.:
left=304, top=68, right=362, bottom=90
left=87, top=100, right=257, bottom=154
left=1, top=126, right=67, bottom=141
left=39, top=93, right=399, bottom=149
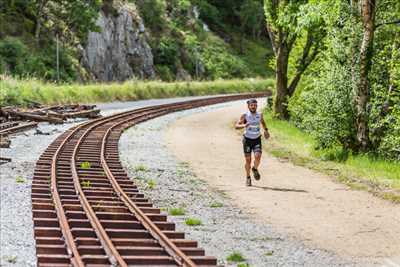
left=263, top=111, right=400, bottom=198
left=0, top=76, right=274, bottom=106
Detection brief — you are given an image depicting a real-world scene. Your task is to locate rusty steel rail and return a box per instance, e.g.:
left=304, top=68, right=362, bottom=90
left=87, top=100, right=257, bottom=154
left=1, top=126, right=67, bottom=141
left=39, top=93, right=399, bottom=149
left=32, top=92, right=267, bottom=266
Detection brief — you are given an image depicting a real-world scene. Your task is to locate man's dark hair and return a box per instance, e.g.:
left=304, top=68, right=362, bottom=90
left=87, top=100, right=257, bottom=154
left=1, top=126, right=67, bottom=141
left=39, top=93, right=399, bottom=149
left=247, top=99, right=258, bottom=105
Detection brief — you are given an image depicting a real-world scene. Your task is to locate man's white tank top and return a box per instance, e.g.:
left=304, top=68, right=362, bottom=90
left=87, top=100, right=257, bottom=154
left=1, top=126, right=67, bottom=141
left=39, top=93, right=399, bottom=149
left=244, top=111, right=261, bottom=139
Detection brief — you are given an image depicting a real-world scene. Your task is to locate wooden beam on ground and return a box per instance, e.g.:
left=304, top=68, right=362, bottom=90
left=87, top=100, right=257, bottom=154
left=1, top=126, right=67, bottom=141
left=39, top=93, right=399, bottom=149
left=63, top=109, right=101, bottom=119
left=0, top=157, right=12, bottom=164
left=0, top=122, right=38, bottom=136
left=0, top=122, right=19, bottom=130
left=6, top=111, right=64, bottom=124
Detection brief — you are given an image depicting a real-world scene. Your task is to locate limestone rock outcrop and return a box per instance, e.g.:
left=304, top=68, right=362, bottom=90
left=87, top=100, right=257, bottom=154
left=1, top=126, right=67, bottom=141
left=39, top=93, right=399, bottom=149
left=81, top=3, right=155, bottom=81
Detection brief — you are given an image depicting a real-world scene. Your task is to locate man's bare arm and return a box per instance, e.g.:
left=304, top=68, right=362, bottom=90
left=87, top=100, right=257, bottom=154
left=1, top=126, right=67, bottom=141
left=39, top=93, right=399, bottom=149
left=261, top=116, right=270, bottom=139
left=235, top=114, right=247, bottom=129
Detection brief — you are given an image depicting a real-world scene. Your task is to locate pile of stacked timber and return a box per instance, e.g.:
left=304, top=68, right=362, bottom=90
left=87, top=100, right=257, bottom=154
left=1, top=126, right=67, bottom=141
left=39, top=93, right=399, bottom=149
left=0, top=104, right=101, bottom=152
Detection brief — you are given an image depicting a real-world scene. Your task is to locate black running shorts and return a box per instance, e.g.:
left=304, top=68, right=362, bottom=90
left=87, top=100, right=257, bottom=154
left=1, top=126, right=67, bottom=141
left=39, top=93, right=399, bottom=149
left=242, top=136, right=262, bottom=155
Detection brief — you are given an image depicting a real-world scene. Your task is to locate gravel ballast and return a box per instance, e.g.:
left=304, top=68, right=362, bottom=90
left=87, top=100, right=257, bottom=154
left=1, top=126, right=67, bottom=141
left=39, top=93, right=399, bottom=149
left=119, top=101, right=365, bottom=267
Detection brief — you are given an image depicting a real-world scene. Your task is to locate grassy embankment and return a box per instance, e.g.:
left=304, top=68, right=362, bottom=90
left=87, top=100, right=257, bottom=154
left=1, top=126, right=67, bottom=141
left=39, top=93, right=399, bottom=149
left=263, top=112, right=400, bottom=203
left=0, top=76, right=273, bottom=107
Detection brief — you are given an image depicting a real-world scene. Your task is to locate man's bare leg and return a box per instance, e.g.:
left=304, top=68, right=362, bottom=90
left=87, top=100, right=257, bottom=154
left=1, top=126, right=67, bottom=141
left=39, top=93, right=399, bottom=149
left=254, top=152, right=261, bottom=169
left=252, top=152, right=262, bottom=180
left=245, top=155, right=252, bottom=186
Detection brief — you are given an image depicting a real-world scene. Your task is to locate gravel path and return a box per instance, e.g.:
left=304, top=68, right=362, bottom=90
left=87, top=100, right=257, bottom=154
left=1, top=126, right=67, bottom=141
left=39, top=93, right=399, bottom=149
left=119, top=101, right=362, bottom=267
left=0, top=96, right=214, bottom=267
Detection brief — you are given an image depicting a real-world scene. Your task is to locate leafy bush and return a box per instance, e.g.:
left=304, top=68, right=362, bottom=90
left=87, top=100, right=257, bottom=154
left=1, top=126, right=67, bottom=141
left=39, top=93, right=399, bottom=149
left=191, top=0, right=222, bottom=28
left=0, top=37, right=76, bottom=81
left=200, top=35, right=249, bottom=79
left=136, top=0, right=167, bottom=32
left=0, top=37, right=27, bottom=71
left=376, top=106, right=400, bottom=160
left=155, top=65, right=175, bottom=81
left=289, top=60, right=355, bottom=151
left=154, top=37, right=179, bottom=68
left=0, top=57, right=5, bottom=73
left=368, top=31, right=400, bottom=160
left=288, top=0, right=400, bottom=161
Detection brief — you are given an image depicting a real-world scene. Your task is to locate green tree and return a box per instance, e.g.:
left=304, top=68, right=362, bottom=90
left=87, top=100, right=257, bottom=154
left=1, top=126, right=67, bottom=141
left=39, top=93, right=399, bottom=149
left=264, top=0, right=326, bottom=119
left=289, top=0, right=400, bottom=159
left=237, top=0, right=264, bottom=53
left=31, top=0, right=100, bottom=47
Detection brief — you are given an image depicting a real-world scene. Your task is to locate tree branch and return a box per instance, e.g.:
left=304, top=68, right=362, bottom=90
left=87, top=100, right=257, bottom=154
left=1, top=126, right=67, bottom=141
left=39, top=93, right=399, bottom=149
left=264, top=0, right=280, bottom=56
left=266, top=23, right=278, bottom=55
left=287, top=32, right=319, bottom=96
left=286, top=32, right=298, bottom=54
left=375, top=19, right=400, bottom=28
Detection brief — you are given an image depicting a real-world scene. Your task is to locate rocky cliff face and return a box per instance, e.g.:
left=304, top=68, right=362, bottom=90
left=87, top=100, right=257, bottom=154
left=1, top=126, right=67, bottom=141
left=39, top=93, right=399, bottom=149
left=81, top=4, right=155, bottom=81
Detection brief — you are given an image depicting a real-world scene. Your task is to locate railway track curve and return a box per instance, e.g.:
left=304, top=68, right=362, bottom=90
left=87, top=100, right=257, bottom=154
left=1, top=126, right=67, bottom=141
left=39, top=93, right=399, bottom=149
left=31, top=93, right=266, bottom=267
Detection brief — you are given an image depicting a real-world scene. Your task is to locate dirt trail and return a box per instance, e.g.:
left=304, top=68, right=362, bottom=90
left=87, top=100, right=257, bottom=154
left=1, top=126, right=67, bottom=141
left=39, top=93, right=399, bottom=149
left=165, top=100, right=400, bottom=265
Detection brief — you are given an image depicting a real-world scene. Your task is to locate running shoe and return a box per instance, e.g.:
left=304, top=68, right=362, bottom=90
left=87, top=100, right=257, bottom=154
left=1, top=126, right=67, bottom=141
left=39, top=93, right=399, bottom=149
left=252, top=167, right=261, bottom=180
left=246, top=176, right=252, bottom=186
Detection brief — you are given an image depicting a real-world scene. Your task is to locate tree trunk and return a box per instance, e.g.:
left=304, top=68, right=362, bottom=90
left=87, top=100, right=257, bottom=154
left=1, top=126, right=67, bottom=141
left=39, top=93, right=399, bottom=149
left=350, top=0, right=359, bottom=91
left=35, top=0, right=47, bottom=46
left=355, top=0, right=375, bottom=151
left=274, top=44, right=290, bottom=119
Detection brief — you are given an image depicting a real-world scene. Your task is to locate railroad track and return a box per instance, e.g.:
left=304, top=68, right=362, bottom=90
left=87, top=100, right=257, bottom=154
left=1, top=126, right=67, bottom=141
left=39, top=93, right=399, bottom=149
left=32, top=93, right=266, bottom=267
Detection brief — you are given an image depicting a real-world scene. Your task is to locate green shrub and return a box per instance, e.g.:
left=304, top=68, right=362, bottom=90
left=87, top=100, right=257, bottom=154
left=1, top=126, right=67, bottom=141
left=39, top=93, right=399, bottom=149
left=0, top=37, right=76, bottom=81
left=137, top=0, right=167, bottom=32
left=226, top=251, right=246, bottom=262
left=16, top=176, right=26, bottom=183
left=313, top=145, right=350, bottom=162
left=185, top=217, right=202, bottom=226
left=0, top=79, right=24, bottom=106
left=288, top=60, right=355, bottom=152
left=0, top=57, right=6, bottom=73
left=169, top=207, right=186, bottom=216
left=80, top=161, right=91, bottom=169
left=147, top=179, right=156, bottom=190
left=376, top=106, right=400, bottom=160
left=134, top=164, right=148, bottom=172
left=200, top=35, right=249, bottom=79
left=81, top=180, right=92, bottom=188
left=191, top=0, right=223, bottom=28
left=154, top=37, right=179, bottom=67
left=155, top=65, right=175, bottom=82
left=0, top=37, right=27, bottom=71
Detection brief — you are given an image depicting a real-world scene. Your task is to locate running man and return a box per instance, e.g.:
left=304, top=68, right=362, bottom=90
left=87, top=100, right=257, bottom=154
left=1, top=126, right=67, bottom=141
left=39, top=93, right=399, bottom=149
left=235, top=99, right=270, bottom=186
